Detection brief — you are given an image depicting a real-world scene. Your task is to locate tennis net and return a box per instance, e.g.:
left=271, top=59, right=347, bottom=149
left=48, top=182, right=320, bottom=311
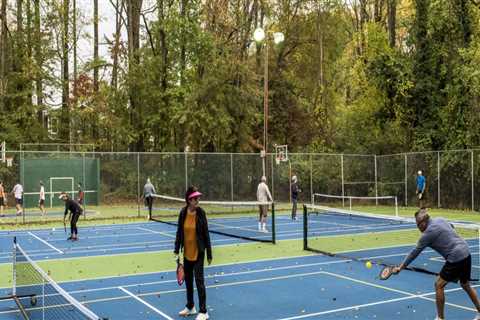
left=149, top=194, right=275, bottom=243
left=303, top=204, right=480, bottom=279
left=312, top=193, right=399, bottom=217
left=12, top=237, right=101, bottom=320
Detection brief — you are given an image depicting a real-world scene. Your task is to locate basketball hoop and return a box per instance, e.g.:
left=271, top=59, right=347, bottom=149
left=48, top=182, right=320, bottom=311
left=275, top=145, right=288, bottom=164
left=5, top=157, right=13, bottom=167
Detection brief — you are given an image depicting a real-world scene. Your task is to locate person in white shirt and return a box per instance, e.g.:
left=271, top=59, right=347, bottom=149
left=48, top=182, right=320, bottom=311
left=11, top=183, right=23, bottom=216
left=256, top=176, right=273, bottom=232
left=39, top=181, right=46, bottom=216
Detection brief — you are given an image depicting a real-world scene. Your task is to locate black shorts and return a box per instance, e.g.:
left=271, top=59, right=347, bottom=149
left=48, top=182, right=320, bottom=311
left=417, top=192, right=425, bottom=200
left=0, top=197, right=4, bottom=206
left=15, top=198, right=23, bottom=205
left=39, top=199, right=45, bottom=206
left=440, top=255, right=472, bottom=284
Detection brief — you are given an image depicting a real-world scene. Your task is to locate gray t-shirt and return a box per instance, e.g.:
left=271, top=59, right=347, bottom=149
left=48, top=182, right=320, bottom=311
left=402, top=218, right=470, bottom=267
left=143, top=182, right=156, bottom=198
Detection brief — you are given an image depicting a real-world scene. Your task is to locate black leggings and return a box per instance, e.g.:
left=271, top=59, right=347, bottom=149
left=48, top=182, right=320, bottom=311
left=71, top=213, right=80, bottom=235
left=145, top=196, right=154, bottom=217
left=184, top=252, right=207, bottom=313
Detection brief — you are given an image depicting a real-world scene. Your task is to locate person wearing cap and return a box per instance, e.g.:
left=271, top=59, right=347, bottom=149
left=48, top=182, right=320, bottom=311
left=77, top=182, right=85, bottom=207
left=11, top=182, right=23, bottom=216
left=60, top=192, right=83, bottom=241
left=393, top=208, right=480, bottom=320
left=174, top=186, right=212, bottom=320
left=38, top=181, right=46, bottom=216
left=143, top=178, right=156, bottom=218
left=291, top=175, right=301, bottom=220
left=257, top=176, right=273, bottom=232
left=416, top=170, right=426, bottom=207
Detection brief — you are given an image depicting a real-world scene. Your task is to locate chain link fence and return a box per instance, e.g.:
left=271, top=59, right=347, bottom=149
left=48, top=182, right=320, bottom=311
left=0, top=149, right=478, bottom=224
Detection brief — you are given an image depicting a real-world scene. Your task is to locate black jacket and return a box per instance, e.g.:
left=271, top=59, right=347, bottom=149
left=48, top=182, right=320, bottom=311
left=174, top=206, right=212, bottom=261
left=64, top=199, right=83, bottom=217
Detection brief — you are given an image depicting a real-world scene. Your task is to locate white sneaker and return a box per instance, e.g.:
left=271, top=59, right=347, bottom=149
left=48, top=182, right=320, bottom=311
left=179, top=307, right=197, bottom=316
left=195, top=312, right=209, bottom=320
left=473, top=312, right=480, bottom=320
left=262, top=227, right=268, bottom=233
left=258, top=222, right=261, bottom=231
left=434, top=317, right=444, bottom=320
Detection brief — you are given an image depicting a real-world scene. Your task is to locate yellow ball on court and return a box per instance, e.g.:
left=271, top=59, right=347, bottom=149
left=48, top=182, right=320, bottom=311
left=365, top=261, right=372, bottom=269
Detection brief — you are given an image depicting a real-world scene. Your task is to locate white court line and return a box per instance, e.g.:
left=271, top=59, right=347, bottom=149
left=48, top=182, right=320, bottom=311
left=136, top=227, right=175, bottom=238
left=1, top=257, right=479, bottom=317
left=119, top=286, right=174, bottom=320
left=28, top=232, right=64, bottom=254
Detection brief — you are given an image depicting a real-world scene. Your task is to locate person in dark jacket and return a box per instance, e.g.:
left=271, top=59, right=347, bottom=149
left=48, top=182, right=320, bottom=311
left=60, top=192, right=83, bottom=241
left=291, top=175, right=301, bottom=220
left=174, top=186, right=212, bottom=320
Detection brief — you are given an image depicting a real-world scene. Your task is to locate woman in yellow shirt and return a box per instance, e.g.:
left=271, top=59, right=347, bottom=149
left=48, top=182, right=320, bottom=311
left=174, top=186, right=212, bottom=320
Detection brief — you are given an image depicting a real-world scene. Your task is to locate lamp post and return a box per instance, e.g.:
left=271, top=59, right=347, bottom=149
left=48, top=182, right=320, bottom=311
left=253, top=27, right=284, bottom=178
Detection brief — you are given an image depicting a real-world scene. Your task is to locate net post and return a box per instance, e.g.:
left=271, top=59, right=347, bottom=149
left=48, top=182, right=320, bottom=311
left=271, top=202, right=276, bottom=244
left=395, top=196, right=399, bottom=217
left=12, top=237, right=16, bottom=296
left=303, top=204, right=308, bottom=250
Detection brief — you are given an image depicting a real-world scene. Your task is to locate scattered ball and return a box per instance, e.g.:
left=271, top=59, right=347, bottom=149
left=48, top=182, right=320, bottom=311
left=365, top=261, right=372, bottom=269
left=52, top=228, right=56, bottom=231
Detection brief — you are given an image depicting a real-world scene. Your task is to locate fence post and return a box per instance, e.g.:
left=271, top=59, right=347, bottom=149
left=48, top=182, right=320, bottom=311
left=137, top=152, right=140, bottom=218
left=230, top=153, right=234, bottom=202
left=404, top=153, right=408, bottom=207
left=437, top=151, right=441, bottom=208
left=374, top=154, right=378, bottom=205
left=341, top=154, right=345, bottom=207
left=472, top=150, right=475, bottom=212
left=309, top=154, right=313, bottom=204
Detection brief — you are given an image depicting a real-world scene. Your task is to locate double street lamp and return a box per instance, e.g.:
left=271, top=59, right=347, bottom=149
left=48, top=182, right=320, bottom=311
left=253, top=27, right=284, bottom=177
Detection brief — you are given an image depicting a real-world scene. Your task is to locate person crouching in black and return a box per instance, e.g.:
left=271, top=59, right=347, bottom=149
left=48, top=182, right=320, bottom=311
left=60, top=192, right=83, bottom=241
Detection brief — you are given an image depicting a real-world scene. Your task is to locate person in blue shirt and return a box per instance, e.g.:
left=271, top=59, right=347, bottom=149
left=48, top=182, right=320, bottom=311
left=416, top=170, right=426, bottom=207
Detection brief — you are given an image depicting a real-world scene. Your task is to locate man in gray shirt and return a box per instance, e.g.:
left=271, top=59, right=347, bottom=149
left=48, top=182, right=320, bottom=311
left=394, top=208, right=480, bottom=320
left=143, top=178, right=156, bottom=218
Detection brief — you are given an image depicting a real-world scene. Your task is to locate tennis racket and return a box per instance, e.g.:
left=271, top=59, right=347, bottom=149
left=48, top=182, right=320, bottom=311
left=379, top=266, right=397, bottom=280
left=176, top=258, right=185, bottom=286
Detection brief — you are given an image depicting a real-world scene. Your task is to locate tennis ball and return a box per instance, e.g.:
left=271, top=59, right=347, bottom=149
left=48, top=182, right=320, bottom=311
left=52, top=228, right=56, bottom=231
left=365, top=261, right=372, bottom=269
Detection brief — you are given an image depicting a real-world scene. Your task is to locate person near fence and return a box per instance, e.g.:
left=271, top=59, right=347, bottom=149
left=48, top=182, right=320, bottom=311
left=11, top=182, right=23, bottom=216
left=416, top=170, right=426, bottom=207
left=143, top=178, right=156, bottom=218
left=393, top=208, right=480, bottom=320
left=257, top=176, right=273, bottom=232
left=174, top=186, right=212, bottom=320
left=38, top=181, right=46, bottom=216
left=0, top=181, right=5, bottom=217
left=77, top=182, right=84, bottom=206
left=60, top=192, right=83, bottom=241
left=291, top=175, right=301, bottom=220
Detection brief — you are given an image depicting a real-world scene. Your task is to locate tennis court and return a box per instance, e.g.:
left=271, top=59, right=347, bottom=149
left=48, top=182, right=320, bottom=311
left=0, top=245, right=478, bottom=319
left=0, top=204, right=479, bottom=319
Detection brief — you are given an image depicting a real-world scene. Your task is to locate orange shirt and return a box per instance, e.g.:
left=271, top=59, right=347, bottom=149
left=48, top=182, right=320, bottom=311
left=183, top=209, right=198, bottom=261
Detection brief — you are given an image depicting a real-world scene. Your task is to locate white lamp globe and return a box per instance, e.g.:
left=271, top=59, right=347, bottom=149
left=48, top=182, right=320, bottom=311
left=253, top=28, right=266, bottom=42
left=273, top=32, right=285, bottom=44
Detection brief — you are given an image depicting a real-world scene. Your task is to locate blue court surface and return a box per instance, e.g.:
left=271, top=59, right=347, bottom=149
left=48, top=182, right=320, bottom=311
left=0, top=213, right=479, bottom=319
left=0, top=253, right=479, bottom=319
